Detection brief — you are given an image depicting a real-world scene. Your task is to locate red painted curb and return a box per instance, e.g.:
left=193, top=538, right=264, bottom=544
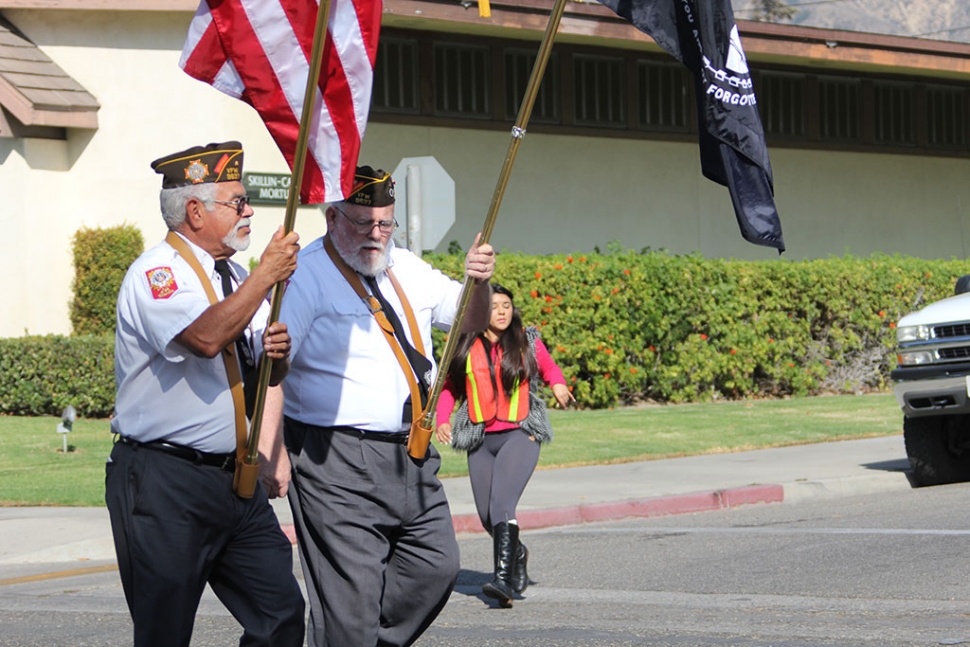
left=452, top=515, right=485, bottom=534
left=720, top=484, right=784, bottom=508
left=453, top=483, right=785, bottom=534
left=279, top=484, right=785, bottom=542
left=578, top=491, right=722, bottom=524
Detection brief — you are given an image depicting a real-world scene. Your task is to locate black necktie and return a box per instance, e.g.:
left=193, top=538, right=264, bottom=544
left=214, top=260, right=257, bottom=416
left=365, top=275, right=431, bottom=418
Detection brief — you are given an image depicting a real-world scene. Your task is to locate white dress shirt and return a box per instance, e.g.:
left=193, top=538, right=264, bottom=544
left=111, top=233, right=269, bottom=453
left=281, top=238, right=461, bottom=432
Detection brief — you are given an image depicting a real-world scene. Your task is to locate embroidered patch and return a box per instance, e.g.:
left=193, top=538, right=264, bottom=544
left=145, top=266, right=179, bottom=300
left=184, top=159, right=209, bottom=184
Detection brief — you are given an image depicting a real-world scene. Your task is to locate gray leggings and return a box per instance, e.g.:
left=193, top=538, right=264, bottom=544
left=467, top=428, right=541, bottom=530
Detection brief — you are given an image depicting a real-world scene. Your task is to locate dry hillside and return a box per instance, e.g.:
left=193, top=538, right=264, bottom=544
left=734, top=0, right=970, bottom=43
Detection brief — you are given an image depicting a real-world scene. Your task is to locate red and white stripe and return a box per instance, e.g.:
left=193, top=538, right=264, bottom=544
left=179, top=0, right=381, bottom=204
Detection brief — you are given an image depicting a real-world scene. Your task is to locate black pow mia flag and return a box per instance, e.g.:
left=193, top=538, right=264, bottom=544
left=598, top=0, right=785, bottom=252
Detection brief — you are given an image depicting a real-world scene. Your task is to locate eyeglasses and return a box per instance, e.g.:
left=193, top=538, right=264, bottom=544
left=213, top=195, right=251, bottom=217
left=333, top=205, right=398, bottom=234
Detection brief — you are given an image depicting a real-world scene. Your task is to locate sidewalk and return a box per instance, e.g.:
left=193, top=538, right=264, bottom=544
left=0, top=435, right=913, bottom=576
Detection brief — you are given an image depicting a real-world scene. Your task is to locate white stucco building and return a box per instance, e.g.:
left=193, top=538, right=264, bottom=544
left=2, top=0, right=969, bottom=336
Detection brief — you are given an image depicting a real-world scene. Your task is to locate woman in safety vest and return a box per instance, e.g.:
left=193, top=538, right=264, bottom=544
left=435, top=283, right=574, bottom=607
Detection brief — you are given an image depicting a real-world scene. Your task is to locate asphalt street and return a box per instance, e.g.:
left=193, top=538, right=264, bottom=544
left=0, top=434, right=933, bottom=646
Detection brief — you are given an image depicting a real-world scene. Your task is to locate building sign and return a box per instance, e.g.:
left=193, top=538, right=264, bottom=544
left=243, top=172, right=309, bottom=206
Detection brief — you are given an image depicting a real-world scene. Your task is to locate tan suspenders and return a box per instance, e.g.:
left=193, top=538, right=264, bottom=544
left=165, top=232, right=256, bottom=496
left=323, top=236, right=429, bottom=449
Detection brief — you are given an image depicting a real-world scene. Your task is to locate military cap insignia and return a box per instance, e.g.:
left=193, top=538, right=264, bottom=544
left=145, top=266, right=179, bottom=300
left=214, top=153, right=242, bottom=182
left=185, top=159, right=210, bottom=184
left=151, top=141, right=244, bottom=189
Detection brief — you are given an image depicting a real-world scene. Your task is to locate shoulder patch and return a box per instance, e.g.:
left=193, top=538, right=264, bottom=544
left=145, top=266, right=179, bottom=300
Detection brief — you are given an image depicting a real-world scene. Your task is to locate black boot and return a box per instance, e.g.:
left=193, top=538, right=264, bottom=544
left=482, top=521, right=515, bottom=607
left=512, top=536, right=529, bottom=593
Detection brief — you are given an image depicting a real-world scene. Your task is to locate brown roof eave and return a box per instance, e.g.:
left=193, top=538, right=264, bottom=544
left=0, top=13, right=100, bottom=128
left=4, top=0, right=970, bottom=81
left=383, top=0, right=660, bottom=51
left=382, top=0, right=970, bottom=80
left=0, top=76, right=98, bottom=128
left=739, top=19, right=970, bottom=58
left=738, top=19, right=970, bottom=80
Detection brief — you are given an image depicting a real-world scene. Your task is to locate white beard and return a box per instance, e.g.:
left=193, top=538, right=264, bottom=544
left=222, top=218, right=252, bottom=252
left=330, top=226, right=390, bottom=277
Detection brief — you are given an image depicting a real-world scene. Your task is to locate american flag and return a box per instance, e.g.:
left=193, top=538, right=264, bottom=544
left=179, top=0, right=382, bottom=204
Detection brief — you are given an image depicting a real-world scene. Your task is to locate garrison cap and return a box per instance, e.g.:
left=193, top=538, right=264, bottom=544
left=150, top=141, right=244, bottom=189
left=345, top=166, right=395, bottom=207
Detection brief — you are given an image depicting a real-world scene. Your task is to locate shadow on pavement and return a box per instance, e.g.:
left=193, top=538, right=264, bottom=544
left=862, top=458, right=910, bottom=472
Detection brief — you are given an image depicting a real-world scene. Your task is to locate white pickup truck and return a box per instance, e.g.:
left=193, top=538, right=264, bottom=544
left=892, top=277, right=970, bottom=486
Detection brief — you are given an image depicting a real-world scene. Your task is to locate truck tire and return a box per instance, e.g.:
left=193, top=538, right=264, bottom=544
left=904, top=415, right=970, bottom=486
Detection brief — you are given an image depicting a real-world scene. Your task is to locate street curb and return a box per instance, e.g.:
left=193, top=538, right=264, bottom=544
left=278, top=484, right=787, bottom=541
left=276, top=473, right=913, bottom=543
left=452, top=484, right=785, bottom=534
left=783, top=471, right=913, bottom=504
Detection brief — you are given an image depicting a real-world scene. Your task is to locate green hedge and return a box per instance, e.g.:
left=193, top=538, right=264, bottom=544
left=0, top=335, right=114, bottom=417
left=426, top=250, right=969, bottom=408
left=70, top=224, right=144, bottom=336
left=4, top=251, right=969, bottom=415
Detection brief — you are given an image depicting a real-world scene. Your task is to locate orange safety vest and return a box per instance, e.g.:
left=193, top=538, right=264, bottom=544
left=465, top=338, right=530, bottom=424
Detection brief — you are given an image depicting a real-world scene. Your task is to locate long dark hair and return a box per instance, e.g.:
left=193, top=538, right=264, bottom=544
left=447, top=283, right=536, bottom=401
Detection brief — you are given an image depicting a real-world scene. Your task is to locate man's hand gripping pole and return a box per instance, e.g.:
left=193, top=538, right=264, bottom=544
left=406, top=0, right=567, bottom=460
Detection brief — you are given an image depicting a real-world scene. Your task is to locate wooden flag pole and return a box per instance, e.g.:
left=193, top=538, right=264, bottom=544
left=234, top=0, right=334, bottom=498
left=407, top=0, right=569, bottom=459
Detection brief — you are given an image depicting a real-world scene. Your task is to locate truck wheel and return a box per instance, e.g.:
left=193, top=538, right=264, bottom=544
left=904, top=415, right=970, bottom=486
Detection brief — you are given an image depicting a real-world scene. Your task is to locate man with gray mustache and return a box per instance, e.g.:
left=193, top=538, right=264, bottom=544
left=105, top=141, right=304, bottom=647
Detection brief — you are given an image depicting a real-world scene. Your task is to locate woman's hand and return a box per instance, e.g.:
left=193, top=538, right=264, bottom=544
left=435, top=423, right=453, bottom=445
left=551, top=383, right=575, bottom=408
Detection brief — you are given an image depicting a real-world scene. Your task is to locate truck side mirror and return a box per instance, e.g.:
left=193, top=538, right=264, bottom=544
left=955, top=275, right=970, bottom=296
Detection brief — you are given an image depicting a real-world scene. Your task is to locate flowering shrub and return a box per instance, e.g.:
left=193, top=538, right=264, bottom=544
left=8, top=249, right=963, bottom=415
left=427, top=250, right=967, bottom=408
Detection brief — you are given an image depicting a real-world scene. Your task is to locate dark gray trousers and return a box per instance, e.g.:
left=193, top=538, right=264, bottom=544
left=104, top=440, right=305, bottom=647
left=284, top=419, right=460, bottom=647
left=467, top=428, right=541, bottom=529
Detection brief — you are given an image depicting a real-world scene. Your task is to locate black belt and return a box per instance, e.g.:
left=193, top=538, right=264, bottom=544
left=327, top=426, right=410, bottom=444
left=119, top=436, right=236, bottom=472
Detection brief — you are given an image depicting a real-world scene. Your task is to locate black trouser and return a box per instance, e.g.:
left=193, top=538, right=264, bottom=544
left=105, top=440, right=305, bottom=647
left=467, top=428, right=540, bottom=529
left=284, top=418, right=460, bottom=647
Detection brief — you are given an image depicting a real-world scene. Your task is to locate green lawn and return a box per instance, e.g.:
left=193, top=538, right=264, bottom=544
left=0, top=393, right=903, bottom=506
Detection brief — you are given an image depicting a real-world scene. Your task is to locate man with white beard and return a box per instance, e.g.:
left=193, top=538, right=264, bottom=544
left=258, top=166, right=496, bottom=647
left=105, top=141, right=305, bottom=647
